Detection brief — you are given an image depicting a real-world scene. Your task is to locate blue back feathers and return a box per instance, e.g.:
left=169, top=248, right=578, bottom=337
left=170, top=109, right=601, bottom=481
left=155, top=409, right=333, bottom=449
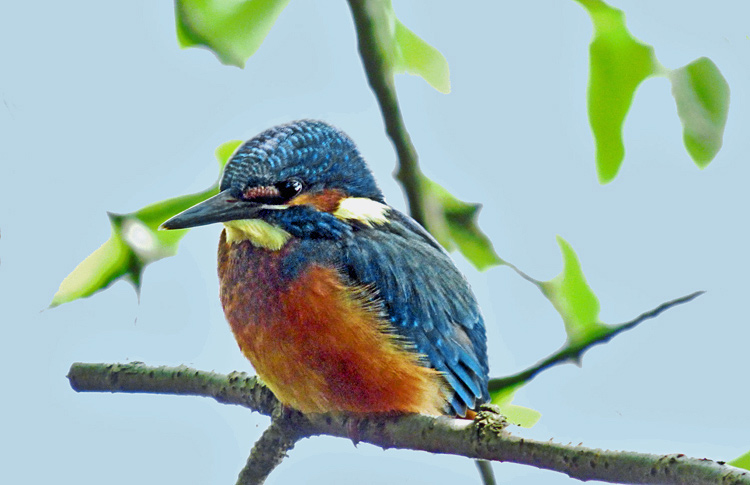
left=337, top=211, right=489, bottom=415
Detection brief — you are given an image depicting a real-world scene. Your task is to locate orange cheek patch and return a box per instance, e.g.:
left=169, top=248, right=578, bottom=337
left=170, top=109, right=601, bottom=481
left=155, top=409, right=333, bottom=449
left=287, top=189, right=345, bottom=213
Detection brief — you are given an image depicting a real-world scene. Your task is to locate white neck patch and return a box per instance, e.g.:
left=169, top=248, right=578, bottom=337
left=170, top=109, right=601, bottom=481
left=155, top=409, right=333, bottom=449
left=333, top=197, right=389, bottom=227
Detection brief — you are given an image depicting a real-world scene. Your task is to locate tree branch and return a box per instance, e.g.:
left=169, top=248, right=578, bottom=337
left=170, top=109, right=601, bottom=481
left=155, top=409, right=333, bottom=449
left=68, top=362, right=750, bottom=485
left=347, top=0, right=426, bottom=225
left=236, top=419, right=304, bottom=485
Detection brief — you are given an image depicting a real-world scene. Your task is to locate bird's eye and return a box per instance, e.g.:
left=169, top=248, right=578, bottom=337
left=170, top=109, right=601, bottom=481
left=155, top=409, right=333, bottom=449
left=276, top=178, right=304, bottom=200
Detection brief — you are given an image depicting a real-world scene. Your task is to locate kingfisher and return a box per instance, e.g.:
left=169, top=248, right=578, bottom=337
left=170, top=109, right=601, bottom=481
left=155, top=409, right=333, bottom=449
left=162, top=120, right=489, bottom=417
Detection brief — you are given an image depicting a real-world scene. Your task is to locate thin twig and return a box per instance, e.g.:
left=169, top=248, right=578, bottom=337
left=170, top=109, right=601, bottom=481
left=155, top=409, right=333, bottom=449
left=68, top=362, right=749, bottom=485
left=347, top=0, right=426, bottom=225
left=488, top=291, right=704, bottom=392
left=475, top=460, right=497, bottom=485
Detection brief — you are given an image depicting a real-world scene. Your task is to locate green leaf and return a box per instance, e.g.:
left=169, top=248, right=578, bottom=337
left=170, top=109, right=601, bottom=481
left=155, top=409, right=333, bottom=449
left=576, top=1, right=730, bottom=180
left=489, top=383, right=542, bottom=428
left=539, top=236, right=607, bottom=345
left=576, top=0, right=659, bottom=183
left=669, top=57, right=730, bottom=168
left=419, top=174, right=503, bottom=271
left=729, top=450, right=750, bottom=471
left=51, top=141, right=240, bottom=307
left=393, top=19, right=450, bottom=93
left=50, top=192, right=212, bottom=308
left=175, top=0, right=290, bottom=68
left=351, top=0, right=450, bottom=93
left=50, top=229, right=131, bottom=308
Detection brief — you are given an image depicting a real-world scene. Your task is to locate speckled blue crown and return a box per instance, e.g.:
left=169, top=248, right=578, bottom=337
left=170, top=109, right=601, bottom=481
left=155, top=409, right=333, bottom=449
left=220, top=120, right=384, bottom=202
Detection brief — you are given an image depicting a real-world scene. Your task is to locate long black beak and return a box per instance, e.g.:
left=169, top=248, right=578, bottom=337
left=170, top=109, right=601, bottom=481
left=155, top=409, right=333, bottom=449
left=161, top=189, right=267, bottom=230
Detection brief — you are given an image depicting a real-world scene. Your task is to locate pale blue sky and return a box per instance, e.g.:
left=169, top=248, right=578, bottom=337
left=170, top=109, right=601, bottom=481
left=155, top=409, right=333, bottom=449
left=2, top=1, right=749, bottom=484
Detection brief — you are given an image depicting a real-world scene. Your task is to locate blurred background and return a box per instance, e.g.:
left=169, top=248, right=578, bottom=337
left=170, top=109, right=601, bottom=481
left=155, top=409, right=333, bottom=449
left=1, top=1, right=748, bottom=483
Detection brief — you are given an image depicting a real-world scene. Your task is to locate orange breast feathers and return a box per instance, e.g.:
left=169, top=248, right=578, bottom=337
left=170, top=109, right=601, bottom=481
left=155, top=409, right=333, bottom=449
left=218, top=232, right=447, bottom=415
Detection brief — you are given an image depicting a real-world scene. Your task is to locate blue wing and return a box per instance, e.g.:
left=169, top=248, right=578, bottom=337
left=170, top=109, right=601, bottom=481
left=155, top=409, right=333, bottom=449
left=337, top=209, right=489, bottom=416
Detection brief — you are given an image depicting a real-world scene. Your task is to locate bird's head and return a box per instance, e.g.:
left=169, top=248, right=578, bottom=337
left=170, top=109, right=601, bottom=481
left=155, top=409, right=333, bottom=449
left=162, top=120, right=389, bottom=248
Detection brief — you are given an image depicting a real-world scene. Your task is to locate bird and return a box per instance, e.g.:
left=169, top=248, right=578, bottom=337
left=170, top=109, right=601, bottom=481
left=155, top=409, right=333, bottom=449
left=162, top=120, right=489, bottom=417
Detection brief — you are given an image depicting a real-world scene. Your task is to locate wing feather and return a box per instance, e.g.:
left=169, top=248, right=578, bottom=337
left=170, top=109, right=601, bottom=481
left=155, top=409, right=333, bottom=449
left=337, top=209, right=489, bottom=415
